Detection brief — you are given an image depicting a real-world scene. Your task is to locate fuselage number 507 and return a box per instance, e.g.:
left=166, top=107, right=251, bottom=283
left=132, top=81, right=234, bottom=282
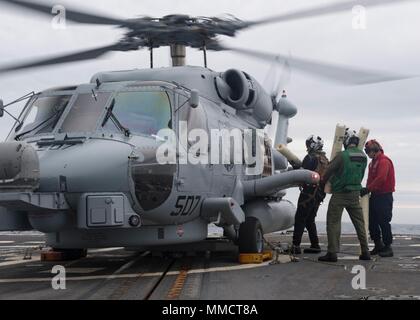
left=170, top=196, right=201, bottom=216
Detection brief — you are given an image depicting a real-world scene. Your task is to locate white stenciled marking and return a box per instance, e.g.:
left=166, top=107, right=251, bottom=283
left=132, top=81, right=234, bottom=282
left=338, top=256, right=359, bottom=261
left=0, top=232, right=43, bottom=236
left=89, top=247, right=124, bottom=253
left=342, top=244, right=374, bottom=248
left=0, top=258, right=281, bottom=284
left=0, top=245, right=38, bottom=249
left=394, top=236, right=413, bottom=240
left=41, top=268, right=104, bottom=274
left=0, top=259, right=35, bottom=268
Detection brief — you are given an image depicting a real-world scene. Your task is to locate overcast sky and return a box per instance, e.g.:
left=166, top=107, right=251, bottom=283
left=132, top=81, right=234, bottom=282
left=0, top=0, right=419, bottom=224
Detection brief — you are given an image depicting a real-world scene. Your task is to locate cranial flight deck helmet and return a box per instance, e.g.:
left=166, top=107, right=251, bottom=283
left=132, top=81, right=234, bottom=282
left=306, top=135, right=324, bottom=152
left=343, top=128, right=360, bottom=149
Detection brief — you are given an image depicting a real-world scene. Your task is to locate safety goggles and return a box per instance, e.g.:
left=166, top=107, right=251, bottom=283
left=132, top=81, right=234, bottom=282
left=364, top=147, right=379, bottom=154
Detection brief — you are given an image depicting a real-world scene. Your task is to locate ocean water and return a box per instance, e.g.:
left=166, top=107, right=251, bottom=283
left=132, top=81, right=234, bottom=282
left=2, top=223, right=420, bottom=238
left=313, top=221, right=420, bottom=235
left=208, top=222, right=420, bottom=236
left=285, top=189, right=420, bottom=225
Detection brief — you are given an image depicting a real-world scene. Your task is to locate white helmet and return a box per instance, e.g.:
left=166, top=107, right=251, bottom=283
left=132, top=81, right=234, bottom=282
left=343, top=128, right=360, bottom=149
left=306, top=135, right=324, bottom=152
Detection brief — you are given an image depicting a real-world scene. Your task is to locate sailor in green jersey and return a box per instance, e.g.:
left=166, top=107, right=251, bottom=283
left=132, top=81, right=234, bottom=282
left=318, top=129, right=371, bottom=262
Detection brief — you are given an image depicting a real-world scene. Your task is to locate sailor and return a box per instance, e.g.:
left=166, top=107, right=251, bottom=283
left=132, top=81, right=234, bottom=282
left=361, top=139, right=395, bottom=257
left=319, top=129, right=371, bottom=262
left=291, top=135, right=329, bottom=254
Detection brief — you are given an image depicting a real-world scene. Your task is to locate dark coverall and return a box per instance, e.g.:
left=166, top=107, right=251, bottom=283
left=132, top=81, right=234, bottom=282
left=369, top=193, right=394, bottom=246
left=292, top=153, right=325, bottom=247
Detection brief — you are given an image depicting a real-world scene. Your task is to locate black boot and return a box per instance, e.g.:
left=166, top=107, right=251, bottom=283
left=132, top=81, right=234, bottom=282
left=379, top=245, right=394, bottom=257
left=370, top=240, right=385, bottom=255
left=290, top=245, right=301, bottom=255
left=359, top=251, right=371, bottom=261
left=304, top=244, right=322, bottom=254
left=318, top=252, right=337, bottom=262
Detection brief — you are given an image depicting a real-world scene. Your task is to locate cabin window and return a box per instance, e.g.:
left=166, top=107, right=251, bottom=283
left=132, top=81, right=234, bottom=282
left=60, top=93, right=110, bottom=132
left=104, top=91, right=171, bottom=136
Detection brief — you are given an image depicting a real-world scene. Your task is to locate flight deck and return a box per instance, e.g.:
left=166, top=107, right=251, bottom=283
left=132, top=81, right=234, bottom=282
left=0, top=232, right=419, bottom=300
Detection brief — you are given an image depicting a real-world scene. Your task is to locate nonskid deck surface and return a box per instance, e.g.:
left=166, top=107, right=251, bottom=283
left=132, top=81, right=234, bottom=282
left=0, top=232, right=419, bottom=300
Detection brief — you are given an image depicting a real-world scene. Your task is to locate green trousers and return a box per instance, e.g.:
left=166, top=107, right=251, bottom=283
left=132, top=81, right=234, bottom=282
left=326, top=191, right=369, bottom=254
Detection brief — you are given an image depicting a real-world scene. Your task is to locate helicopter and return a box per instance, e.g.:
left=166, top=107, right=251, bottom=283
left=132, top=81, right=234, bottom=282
left=0, top=0, right=414, bottom=257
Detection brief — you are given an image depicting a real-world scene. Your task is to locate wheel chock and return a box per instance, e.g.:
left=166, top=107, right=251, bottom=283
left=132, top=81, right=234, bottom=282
left=239, top=250, right=273, bottom=264
left=41, top=248, right=87, bottom=261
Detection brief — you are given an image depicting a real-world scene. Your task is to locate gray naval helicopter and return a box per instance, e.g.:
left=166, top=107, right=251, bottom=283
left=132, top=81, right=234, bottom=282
left=0, top=0, right=413, bottom=256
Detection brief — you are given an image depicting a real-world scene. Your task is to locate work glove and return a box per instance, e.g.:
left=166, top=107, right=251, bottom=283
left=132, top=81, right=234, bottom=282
left=360, top=187, right=370, bottom=197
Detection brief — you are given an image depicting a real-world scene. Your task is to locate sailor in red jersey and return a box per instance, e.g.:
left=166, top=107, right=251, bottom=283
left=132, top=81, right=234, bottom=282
left=360, top=139, right=396, bottom=257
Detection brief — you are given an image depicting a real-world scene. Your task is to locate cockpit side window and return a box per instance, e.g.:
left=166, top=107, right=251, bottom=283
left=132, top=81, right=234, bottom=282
left=60, top=93, right=110, bottom=133
left=104, top=91, right=171, bottom=136
left=13, top=95, right=71, bottom=139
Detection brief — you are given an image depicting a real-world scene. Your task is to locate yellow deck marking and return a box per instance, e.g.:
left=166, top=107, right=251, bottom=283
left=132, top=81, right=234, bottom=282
left=167, top=265, right=189, bottom=299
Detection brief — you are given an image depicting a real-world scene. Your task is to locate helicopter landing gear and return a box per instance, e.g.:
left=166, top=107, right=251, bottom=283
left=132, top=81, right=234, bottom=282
left=238, top=217, right=264, bottom=254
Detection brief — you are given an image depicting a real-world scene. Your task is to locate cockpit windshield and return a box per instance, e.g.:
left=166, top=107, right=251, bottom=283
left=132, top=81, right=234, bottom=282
left=60, top=92, right=110, bottom=133
left=102, top=91, right=172, bottom=136
left=12, top=90, right=172, bottom=139
left=14, top=95, right=71, bottom=139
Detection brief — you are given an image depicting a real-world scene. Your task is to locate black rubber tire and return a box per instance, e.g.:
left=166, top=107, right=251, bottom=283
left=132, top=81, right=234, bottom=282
left=238, top=217, right=264, bottom=254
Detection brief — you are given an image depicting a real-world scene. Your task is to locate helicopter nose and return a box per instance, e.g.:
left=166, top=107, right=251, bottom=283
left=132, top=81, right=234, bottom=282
left=0, top=142, right=40, bottom=190
left=37, top=139, right=133, bottom=194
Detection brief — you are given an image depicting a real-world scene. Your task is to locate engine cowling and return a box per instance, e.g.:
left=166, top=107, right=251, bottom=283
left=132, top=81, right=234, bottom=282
left=215, top=69, right=273, bottom=126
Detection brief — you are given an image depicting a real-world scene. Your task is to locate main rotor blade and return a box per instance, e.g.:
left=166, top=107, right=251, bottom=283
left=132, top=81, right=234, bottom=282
left=223, top=46, right=414, bottom=85
left=0, top=44, right=122, bottom=73
left=246, top=0, right=415, bottom=28
left=0, top=0, right=127, bottom=25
